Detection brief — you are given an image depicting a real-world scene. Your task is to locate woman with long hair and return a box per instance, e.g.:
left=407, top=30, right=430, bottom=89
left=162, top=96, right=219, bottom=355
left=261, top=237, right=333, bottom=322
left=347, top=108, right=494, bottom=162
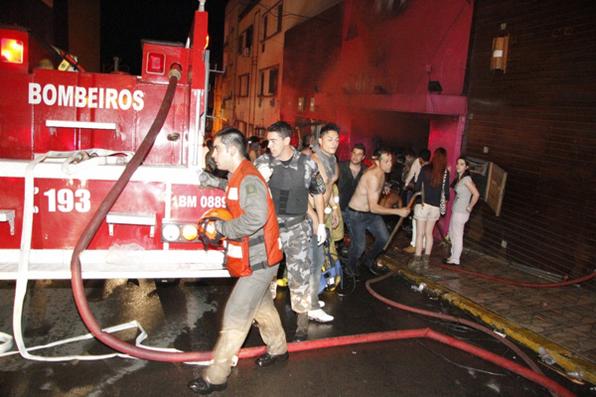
left=409, top=147, right=450, bottom=272
left=444, top=157, right=480, bottom=265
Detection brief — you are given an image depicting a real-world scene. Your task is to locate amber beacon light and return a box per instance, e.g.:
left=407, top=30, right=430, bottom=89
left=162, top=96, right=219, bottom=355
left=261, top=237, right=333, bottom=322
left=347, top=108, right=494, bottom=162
left=1, top=38, right=24, bottom=64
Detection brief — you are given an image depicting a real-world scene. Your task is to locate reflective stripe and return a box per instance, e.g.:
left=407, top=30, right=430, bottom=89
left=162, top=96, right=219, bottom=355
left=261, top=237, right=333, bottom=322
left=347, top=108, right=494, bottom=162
left=227, top=243, right=243, bottom=258
left=227, top=187, right=239, bottom=201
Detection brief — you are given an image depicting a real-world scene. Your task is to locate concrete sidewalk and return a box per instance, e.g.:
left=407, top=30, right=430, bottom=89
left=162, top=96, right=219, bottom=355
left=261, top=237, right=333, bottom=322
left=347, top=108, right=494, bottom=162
left=379, top=242, right=596, bottom=386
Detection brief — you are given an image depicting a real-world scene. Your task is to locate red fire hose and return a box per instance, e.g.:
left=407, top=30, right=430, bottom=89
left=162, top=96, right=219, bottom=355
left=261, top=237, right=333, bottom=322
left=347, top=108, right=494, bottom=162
left=69, top=64, right=214, bottom=362
left=238, top=329, right=574, bottom=397
left=438, top=264, right=594, bottom=288
left=69, top=65, right=574, bottom=397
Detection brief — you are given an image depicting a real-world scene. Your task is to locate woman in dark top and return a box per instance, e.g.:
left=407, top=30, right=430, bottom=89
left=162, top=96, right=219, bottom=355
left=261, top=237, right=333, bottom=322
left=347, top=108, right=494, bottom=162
left=409, top=147, right=449, bottom=272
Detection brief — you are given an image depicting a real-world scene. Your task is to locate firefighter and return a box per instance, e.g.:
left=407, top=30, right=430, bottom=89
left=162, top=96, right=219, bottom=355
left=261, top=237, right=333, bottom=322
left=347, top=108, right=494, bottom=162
left=188, top=128, right=287, bottom=395
left=254, top=121, right=327, bottom=341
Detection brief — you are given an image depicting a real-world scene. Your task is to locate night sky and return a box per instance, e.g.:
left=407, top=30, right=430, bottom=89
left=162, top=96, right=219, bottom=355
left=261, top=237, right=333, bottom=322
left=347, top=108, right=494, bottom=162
left=100, top=0, right=226, bottom=75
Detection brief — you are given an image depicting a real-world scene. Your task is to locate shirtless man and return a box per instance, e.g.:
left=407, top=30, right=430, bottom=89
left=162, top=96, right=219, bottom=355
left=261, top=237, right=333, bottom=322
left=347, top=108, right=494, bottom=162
left=346, top=148, right=410, bottom=276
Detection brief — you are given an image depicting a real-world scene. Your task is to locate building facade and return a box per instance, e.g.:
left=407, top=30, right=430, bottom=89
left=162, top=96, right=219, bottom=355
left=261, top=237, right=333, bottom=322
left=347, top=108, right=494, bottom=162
left=281, top=0, right=473, bottom=210
left=213, top=0, right=341, bottom=135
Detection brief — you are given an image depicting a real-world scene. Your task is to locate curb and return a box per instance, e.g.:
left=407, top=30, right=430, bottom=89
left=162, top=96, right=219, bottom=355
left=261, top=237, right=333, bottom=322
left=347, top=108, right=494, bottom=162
left=378, top=255, right=596, bottom=385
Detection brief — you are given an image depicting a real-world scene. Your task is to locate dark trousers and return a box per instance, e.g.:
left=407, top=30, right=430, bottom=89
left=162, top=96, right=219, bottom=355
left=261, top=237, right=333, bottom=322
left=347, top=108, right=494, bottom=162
left=346, top=209, right=389, bottom=273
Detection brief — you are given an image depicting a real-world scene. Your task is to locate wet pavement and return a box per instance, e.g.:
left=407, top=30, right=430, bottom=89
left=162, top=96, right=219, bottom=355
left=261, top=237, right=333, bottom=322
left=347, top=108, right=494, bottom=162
left=0, top=269, right=592, bottom=396
left=380, top=233, right=596, bottom=388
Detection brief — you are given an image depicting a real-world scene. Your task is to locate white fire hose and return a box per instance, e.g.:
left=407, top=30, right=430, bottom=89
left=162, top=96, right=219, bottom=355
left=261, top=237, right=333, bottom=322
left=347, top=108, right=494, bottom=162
left=0, top=152, right=212, bottom=365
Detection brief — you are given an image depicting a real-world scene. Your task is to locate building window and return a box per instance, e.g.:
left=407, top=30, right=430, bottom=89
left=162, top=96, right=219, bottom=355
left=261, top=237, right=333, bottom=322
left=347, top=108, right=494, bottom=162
left=238, top=73, right=250, bottom=97
left=259, top=66, right=279, bottom=96
left=238, top=25, right=253, bottom=56
left=262, top=1, right=283, bottom=41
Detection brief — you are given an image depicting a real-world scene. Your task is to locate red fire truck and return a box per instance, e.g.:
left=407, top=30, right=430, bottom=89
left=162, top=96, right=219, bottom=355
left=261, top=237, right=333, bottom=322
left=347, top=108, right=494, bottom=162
left=0, top=8, right=228, bottom=281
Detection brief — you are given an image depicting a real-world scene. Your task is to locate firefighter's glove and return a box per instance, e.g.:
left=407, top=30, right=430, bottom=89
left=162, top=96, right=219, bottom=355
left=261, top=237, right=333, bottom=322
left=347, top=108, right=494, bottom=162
left=316, top=223, right=327, bottom=246
left=198, top=218, right=224, bottom=246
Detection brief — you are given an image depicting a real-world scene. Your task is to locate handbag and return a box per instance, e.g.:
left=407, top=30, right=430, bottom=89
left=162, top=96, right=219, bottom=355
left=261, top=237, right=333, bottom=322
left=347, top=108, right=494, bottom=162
left=439, top=170, right=447, bottom=215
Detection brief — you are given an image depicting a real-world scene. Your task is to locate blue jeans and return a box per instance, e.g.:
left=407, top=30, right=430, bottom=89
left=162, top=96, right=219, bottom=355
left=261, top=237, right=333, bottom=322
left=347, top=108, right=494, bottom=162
left=346, top=209, right=389, bottom=274
left=341, top=208, right=351, bottom=235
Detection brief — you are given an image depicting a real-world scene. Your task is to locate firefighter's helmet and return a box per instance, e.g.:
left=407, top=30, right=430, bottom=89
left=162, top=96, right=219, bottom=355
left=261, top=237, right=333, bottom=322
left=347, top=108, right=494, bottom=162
left=198, top=207, right=232, bottom=246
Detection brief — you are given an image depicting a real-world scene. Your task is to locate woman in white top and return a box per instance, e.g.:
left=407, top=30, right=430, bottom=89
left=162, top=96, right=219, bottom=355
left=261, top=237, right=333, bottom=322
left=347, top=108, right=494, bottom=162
left=444, top=157, right=480, bottom=265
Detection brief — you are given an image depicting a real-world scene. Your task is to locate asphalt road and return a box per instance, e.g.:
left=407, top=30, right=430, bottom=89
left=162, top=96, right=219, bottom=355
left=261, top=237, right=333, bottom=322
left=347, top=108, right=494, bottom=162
left=0, top=271, right=590, bottom=397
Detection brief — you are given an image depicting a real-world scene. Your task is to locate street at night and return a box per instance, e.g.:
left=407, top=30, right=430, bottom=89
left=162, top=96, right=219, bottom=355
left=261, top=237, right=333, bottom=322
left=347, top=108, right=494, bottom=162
left=0, top=267, right=589, bottom=396
left=1, top=0, right=595, bottom=396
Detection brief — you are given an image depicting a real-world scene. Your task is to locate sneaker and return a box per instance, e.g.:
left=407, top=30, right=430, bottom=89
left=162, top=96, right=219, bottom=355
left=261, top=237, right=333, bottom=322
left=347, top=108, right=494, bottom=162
left=402, top=245, right=416, bottom=254
left=318, top=300, right=325, bottom=308
left=308, top=309, right=334, bottom=323
left=442, top=257, right=459, bottom=265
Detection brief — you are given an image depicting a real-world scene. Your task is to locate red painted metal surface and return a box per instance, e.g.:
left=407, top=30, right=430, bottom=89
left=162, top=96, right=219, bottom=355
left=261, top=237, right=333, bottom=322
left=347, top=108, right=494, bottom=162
left=141, top=42, right=191, bottom=85
left=0, top=72, right=32, bottom=159
left=0, top=11, right=225, bottom=265
left=0, top=28, right=29, bottom=73
left=0, top=178, right=24, bottom=249
left=190, top=12, right=208, bottom=90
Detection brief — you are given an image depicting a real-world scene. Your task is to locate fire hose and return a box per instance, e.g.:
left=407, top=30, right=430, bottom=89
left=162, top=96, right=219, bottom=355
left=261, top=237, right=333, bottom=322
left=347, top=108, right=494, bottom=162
left=60, top=64, right=574, bottom=395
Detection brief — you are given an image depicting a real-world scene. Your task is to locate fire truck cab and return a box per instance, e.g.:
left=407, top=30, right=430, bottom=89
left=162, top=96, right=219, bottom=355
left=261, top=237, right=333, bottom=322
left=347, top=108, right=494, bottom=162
left=0, top=9, right=229, bottom=280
